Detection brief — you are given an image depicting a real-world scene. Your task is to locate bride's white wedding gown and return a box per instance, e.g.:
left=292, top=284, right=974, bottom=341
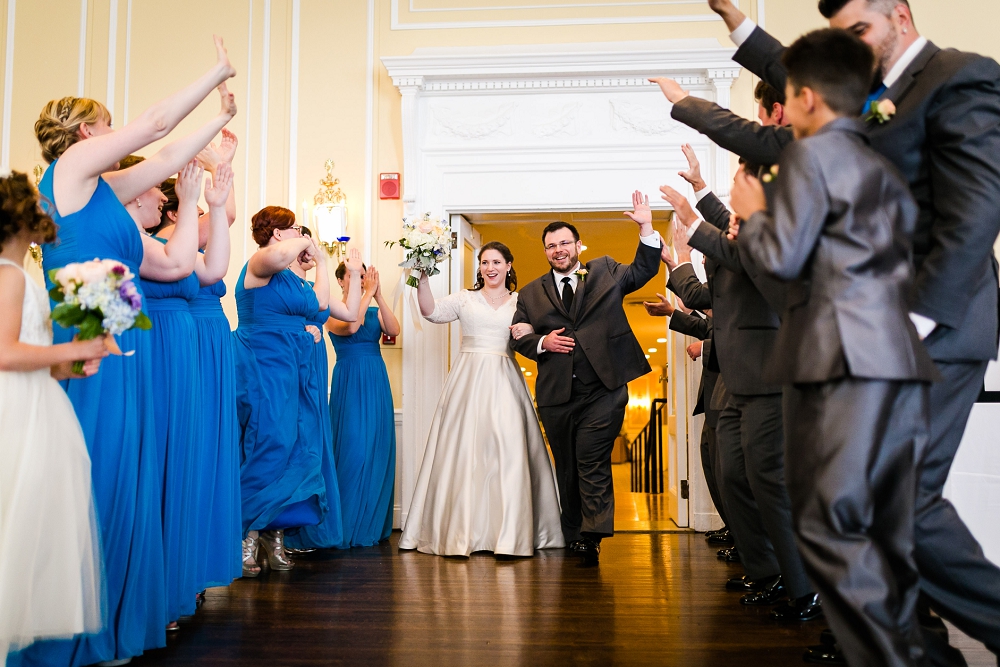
left=0, top=258, right=103, bottom=661
left=399, top=290, right=565, bottom=556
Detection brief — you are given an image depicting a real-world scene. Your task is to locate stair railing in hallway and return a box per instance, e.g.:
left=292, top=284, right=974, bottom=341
left=628, top=399, right=667, bottom=494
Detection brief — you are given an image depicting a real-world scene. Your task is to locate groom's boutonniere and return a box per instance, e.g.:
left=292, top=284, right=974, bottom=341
left=574, top=268, right=588, bottom=282
left=866, top=98, right=896, bottom=124
left=761, top=164, right=780, bottom=184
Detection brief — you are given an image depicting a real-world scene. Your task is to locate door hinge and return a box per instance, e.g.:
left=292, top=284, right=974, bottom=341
left=680, top=479, right=689, bottom=500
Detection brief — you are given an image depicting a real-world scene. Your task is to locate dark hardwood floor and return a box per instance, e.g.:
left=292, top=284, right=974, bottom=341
left=132, top=529, right=993, bottom=667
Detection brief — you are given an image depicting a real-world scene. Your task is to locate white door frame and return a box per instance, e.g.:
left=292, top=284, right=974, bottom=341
left=384, top=40, right=740, bottom=529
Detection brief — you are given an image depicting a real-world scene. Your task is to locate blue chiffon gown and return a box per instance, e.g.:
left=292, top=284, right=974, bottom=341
left=190, top=278, right=242, bottom=587
left=139, top=241, right=201, bottom=622
left=234, top=265, right=329, bottom=534
left=286, top=299, right=346, bottom=550
left=328, top=307, right=396, bottom=547
left=11, top=164, right=168, bottom=666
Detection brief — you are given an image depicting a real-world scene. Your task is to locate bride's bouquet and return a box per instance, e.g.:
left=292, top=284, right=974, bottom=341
left=49, top=258, right=151, bottom=373
left=386, top=213, right=452, bottom=287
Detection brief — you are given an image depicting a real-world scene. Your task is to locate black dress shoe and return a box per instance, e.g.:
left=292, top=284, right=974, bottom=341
left=803, top=644, right=846, bottom=665
left=726, top=575, right=765, bottom=592
left=567, top=540, right=585, bottom=552
left=704, top=526, right=728, bottom=539
left=770, top=593, right=822, bottom=622
left=717, top=547, right=741, bottom=563
left=707, top=529, right=735, bottom=545
left=739, top=575, right=785, bottom=605
left=575, top=538, right=600, bottom=566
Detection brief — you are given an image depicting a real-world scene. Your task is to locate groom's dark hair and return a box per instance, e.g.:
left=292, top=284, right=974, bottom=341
left=818, top=0, right=911, bottom=20
left=541, top=221, right=580, bottom=244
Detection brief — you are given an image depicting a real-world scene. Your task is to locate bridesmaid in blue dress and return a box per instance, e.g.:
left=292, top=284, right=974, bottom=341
left=152, top=134, right=241, bottom=592
left=12, top=39, right=238, bottom=667
left=123, top=158, right=234, bottom=627
left=283, top=230, right=363, bottom=552
left=327, top=264, right=400, bottom=546
left=235, top=207, right=364, bottom=575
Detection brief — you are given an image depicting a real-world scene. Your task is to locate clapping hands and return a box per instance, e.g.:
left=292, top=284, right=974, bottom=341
left=363, top=266, right=380, bottom=295
left=345, top=247, right=363, bottom=275
left=197, top=128, right=239, bottom=172
left=678, top=144, right=706, bottom=192
left=204, top=162, right=233, bottom=208
left=660, top=185, right=699, bottom=228
left=623, top=190, right=652, bottom=228
left=175, top=160, right=205, bottom=204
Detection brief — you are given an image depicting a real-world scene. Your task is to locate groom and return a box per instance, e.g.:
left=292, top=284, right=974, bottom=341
left=510, top=192, right=662, bottom=565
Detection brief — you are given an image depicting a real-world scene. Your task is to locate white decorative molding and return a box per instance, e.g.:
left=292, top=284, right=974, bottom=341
left=362, top=0, right=375, bottom=264
left=431, top=103, right=516, bottom=140
left=383, top=39, right=740, bottom=527
left=1, top=0, right=15, bottom=172
left=609, top=100, right=677, bottom=136
left=77, top=0, right=87, bottom=96
left=258, top=0, right=270, bottom=211
left=391, top=0, right=743, bottom=30
left=532, top=103, right=580, bottom=137
left=106, top=0, right=117, bottom=114
left=287, top=0, right=300, bottom=212
left=122, top=0, right=131, bottom=123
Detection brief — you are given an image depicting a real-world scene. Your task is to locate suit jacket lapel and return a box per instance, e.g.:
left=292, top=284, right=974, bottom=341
left=541, top=273, right=569, bottom=318
left=881, top=41, right=940, bottom=107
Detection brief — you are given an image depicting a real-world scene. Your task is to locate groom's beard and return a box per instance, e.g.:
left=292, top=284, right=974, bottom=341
left=547, top=250, right=579, bottom=273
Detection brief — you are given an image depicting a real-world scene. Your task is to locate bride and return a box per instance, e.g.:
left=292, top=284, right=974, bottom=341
left=399, top=241, right=565, bottom=557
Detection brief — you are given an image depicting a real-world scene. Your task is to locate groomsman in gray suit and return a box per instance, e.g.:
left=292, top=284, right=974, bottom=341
left=510, top=193, right=661, bottom=565
left=731, top=29, right=939, bottom=665
left=661, top=0, right=1000, bottom=661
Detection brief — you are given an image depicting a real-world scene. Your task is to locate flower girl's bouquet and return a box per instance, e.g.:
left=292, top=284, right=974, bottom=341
left=386, top=213, right=452, bottom=287
left=48, top=258, right=151, bottom=373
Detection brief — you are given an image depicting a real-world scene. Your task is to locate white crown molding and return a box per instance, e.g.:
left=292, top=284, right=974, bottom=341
left=0, top=0, right=14, bottom=172
left=391, top=0, right=742, bottom=30
left=383, top=40, right=738, bottom=90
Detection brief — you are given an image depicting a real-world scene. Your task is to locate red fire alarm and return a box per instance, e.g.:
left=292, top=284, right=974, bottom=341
left=380, top=173, right=400, bottom=200
left=382, top=333, right=397, bottom=345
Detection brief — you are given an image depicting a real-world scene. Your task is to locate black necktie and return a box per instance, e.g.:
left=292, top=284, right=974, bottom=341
left=561, top=276, right=574, bottom=312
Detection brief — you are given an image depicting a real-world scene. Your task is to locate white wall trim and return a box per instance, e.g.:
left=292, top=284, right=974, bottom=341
left=106, top=0, right=117, bottom=112
left=409, top=0, right=723, bottom=11
left=287, top=0, right=300, bottom=212
left=362, top=0, right=375, bottom=263
left=257, top=0, right=270, bottom=211
left=391, top=0, right=736, bottom=30
left=77, top=0, right=88, bottom=96
left=758, top=0, right=765, bottom=29
left=121, top=0, right=132, bottom=123
left=0, top=0, right=15, bottom=172
left=242, top=0, right=254, bottom=264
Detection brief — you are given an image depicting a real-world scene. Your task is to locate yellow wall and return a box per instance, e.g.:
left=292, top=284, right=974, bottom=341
left=1, top=0, right=993, bottom=406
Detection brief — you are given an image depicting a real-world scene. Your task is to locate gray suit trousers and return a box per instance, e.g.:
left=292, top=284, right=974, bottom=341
left=785, top=379, right=928, bottom=667
left=699, top=424, right=728, bottom=528
left=538, top=379, right=628, bottom=543
left=716, top=393, right=812, bottom=598
left=917, top=360, right=1000, bottom=657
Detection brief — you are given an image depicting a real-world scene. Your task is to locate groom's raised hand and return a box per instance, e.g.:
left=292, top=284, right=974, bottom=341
left=541, top=327, right=575, bottom=354
left=623, top=190, right=655, bottom=238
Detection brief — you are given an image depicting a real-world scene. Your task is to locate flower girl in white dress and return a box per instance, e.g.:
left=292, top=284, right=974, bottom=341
left=399, top=241, right=565, bottom=557
left=0, top=172, right=107, bottom=662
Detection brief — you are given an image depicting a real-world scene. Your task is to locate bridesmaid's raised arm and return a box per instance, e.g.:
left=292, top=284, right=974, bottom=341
left=194, top=162, right=234, bottom=286
left=139, top=161, right=202, bottom=281
left=49, top=35, right=236, bottom=216
left=374, top=270, right=401, bottom=337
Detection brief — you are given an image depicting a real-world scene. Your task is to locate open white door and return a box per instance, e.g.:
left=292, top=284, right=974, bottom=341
left=449, top=215, right=481, bottom=367
left=666, top=320, right=691, bottom=528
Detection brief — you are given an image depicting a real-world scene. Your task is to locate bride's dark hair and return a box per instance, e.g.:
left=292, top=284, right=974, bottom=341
left=473, top=241, right=517, bottom=292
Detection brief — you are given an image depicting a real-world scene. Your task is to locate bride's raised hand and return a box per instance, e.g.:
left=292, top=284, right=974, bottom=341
left=214, top=35, right=236, bottom=79
left=217, top=82, right=237, bottom=119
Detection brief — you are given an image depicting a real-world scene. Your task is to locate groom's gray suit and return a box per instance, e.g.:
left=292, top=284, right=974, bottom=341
left=510, top=237, right=660, bottom=542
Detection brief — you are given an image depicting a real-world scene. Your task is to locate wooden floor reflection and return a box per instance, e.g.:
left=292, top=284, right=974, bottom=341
left=612, top=463, right=682, bottom=532
left=132, top=527, right=993, bottom=667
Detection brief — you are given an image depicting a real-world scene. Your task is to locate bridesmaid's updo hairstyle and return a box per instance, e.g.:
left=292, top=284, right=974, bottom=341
left=35, top=97, right=112, bottom=163
left=0, top=172, right=57, bottom=252
left=473, top=241, right=516, bottom=292
left=251, top=206, right=296, bottom=247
